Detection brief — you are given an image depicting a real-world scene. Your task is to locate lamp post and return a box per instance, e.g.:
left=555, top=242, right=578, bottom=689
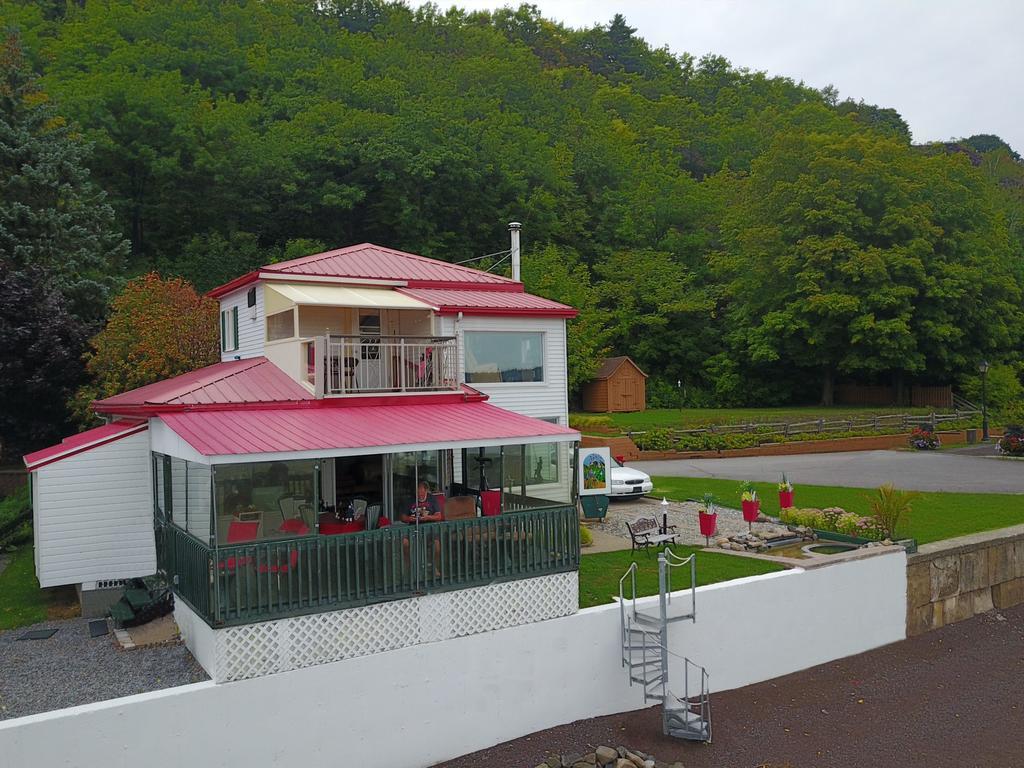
left=979, top=360, right=990, bottom=441
left=677, top=379, right=682, bottom=412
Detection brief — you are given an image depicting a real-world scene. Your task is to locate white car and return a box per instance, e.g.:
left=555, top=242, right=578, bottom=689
left=609, top=456, right=653, bottom=498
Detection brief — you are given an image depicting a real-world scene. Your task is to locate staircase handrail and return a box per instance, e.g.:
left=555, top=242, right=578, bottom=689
left=660, top=547, right=697, bottom=621
left=618, top=561, right=638, bottom=656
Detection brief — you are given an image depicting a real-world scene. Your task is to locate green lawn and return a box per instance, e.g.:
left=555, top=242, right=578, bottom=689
left=578, top=546, right=785, bottom=608
left=650, top=477, right=1024, bottom=545
left=576, top=406, right=949, bottom=433
left=0, top=547, right=53, bottom=630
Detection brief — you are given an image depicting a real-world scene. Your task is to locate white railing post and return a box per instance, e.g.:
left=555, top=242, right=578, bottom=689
left=314, top=336, right=325, bottom=398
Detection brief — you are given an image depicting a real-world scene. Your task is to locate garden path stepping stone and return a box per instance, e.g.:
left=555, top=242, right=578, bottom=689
left=17, top=628, right=58, bottom=641
left=88, top=619, right=109, bottom=638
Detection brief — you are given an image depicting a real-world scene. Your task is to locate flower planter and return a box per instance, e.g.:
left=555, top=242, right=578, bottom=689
left=480, top=489, right=501, bottom=517
left=778, top=490, right=794, bottom=509
left=741, top=499, right=761, bottom=523
left=698, top=511, right=717, bottom=539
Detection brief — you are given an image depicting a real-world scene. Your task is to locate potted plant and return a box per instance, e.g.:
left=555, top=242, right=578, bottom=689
left=697, top=492, right=717, bottom=545
left=778, top=474, right=795, bottom=509
left=740, top=481, right=760, bottom=530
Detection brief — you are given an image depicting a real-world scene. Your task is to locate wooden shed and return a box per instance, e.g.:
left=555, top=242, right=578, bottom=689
left=581, top=356, right=647, bottom=413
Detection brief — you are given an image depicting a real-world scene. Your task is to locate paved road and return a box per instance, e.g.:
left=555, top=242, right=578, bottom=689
left=438, top=604, right=1024, bottom=768
left=633, top=449, right=1023, bottom=493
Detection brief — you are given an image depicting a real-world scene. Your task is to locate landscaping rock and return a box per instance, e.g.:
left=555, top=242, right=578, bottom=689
left=595, top=746, right=618, bottom=765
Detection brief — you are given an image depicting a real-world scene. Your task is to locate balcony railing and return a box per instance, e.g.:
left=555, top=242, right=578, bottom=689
left=314, top=334, right=458, bottom=396
left=158, top=504, right=579, bottom=627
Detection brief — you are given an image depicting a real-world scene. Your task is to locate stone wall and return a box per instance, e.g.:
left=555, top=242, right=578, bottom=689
left=906, top=524, right=1024, bottom=636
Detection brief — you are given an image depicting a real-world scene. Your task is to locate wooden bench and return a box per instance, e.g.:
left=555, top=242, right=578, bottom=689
left=626, top=516, right=677, bottom=554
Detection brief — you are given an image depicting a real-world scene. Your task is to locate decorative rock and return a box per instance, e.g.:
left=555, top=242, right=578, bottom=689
left=625, top=750, right=645, bottom=767
left=615, top=759, right=634, bottom=768
left=595, top=746, right=618, bottom=765
left=562, top=755, right=584, bottom=768
left=643, top=761, right=656, bottom=768
left=617, top=746, right=628, bottom=758
left=546, top=757, right=561, bottom=768
left=582, top=753, right=598, bottom=765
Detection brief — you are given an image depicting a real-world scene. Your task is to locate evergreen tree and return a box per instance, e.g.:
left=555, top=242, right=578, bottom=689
left=0, top=32, right=127, bottom=457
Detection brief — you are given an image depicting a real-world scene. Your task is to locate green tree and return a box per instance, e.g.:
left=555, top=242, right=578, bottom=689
left=719, top=131, right=1020, bottom=404
left=0, top=32, right=126, bottom=456
left=74, top=273, right=219, bottom=423
left=0, top=32, right=125, bottom=325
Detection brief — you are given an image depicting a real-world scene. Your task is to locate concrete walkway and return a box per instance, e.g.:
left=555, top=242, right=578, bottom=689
left=633, top=448, right=1023, bottom=493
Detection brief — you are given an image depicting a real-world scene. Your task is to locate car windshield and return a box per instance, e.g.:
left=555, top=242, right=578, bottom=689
left=611, top=455, right=625, bottom=468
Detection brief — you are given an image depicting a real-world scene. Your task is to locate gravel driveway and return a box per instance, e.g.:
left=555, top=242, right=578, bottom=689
left=0, top=617, right=208, bottom=720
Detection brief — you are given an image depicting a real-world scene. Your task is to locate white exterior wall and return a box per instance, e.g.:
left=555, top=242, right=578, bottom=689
left=442, top=314, right=570, bottom=425
left=0, top=551, right=907, bottom=768
left=32, top=430, right=156, bottom=588
left=219, top=283, right=265, bottom=361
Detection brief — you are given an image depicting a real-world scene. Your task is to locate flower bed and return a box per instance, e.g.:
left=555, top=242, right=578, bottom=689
left=909, top=427, right=940, bottom=450
left=997, top=427, right=1024, bottom=456
left=633, top=421, right=976, bottom=453
left=780, top=506, right=885, bottom=539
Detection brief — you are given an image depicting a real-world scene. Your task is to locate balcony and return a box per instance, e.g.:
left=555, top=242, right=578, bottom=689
left=314, top=334, right=459, bottom=396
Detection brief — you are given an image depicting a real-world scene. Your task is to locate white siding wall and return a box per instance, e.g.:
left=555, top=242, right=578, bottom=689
left=33, top=431, right=156, bottom=588
left=444, top=315, right=569, bottom=425
left=219, top=283, right=265, bottom=361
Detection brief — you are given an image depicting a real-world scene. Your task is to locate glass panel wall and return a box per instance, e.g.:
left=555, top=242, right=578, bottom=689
left=459, top=441, right=574, bottom=510
left=152, top=454, right=215, bottom=541
left=391, top=451, right=441, bottom=521
left=213, top=459, right=316, bottom=543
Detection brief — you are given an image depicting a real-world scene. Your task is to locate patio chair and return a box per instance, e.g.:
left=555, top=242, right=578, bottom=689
left=626, top=516, right=677, bottom=555
left=365, top=503, right=382, bottom=530
left=580, top=495, right=609, bottom=521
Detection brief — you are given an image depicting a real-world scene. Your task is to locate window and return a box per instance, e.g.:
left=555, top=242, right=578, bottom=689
left=267, top=310, right=296, bottom=341
left=464, top=331, right=543, bottom=383
left=220, top=307, right=239, bottom=352
left=247, top=287, right=257, bottom=308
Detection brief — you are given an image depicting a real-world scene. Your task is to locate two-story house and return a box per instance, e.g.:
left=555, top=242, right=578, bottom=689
left=24, top=242, right=582, bottom=681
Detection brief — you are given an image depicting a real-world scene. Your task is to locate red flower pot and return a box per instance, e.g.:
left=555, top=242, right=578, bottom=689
left=779, top=489, right=794, bottom=509
left=741, top=499, right=761, bottom=523
left=698, top=511, right=717, bottom=538
left=480, top=489, right=501, bottom=517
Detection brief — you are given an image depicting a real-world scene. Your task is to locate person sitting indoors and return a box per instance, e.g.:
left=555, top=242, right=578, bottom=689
left=401, top=481, right=443, bottom=524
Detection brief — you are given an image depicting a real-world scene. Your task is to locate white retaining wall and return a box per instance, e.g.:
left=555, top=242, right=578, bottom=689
left=0, top=551, right=906, bottom=768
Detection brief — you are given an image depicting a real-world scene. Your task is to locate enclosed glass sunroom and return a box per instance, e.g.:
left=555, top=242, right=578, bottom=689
left=150, top=402, right=580, bottom=627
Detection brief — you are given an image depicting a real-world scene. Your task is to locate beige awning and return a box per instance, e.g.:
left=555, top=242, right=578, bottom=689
left=264, top=283, right=436, bottom=314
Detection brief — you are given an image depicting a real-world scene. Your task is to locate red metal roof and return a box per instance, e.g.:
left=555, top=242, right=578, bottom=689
left=397, top=287, right=577, bottom=318
left=209, top=243, right=521, bottom=297
left=93, top=358, right=313, bottom=416
left=24, top=420, right=147, bottom=471
left=159, top=402, right=577, bottom=457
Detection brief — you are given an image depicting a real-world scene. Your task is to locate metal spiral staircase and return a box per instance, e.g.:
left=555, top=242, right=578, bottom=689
left=619, top=549, right=712, bottom=742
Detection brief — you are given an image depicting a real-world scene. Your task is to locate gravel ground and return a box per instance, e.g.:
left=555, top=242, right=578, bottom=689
left=0, top=617, right=208, bottom=720
left=599, top=497, right=787, bottom=546
left=436, top=603, right=1024, bottom=768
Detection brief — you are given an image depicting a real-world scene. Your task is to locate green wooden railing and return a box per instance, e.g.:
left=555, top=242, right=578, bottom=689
left=158, top=505, right=579, bottom=627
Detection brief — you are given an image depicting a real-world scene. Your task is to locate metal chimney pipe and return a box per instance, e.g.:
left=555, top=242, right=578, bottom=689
left=509, top=221, right=522, bottom=282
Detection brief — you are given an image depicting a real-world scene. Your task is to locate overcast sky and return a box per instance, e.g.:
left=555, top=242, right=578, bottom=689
left=453, top=0, right=1024, bottom=153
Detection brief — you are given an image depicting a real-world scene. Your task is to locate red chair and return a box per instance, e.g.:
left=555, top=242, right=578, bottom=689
left=278, top=518, right=310, bottom=536
left=219, top=519, right=260, bottom=572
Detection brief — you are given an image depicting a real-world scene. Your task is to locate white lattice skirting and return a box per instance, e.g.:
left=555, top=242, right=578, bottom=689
left=181, top=572, right=578, bottom=683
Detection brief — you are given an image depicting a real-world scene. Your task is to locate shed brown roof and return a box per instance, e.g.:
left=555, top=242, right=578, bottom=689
left=592, top=356, right=647, bottom=380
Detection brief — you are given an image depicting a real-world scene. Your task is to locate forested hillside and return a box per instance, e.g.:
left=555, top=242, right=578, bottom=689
left=2, top=0, right=1022, bottom=458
